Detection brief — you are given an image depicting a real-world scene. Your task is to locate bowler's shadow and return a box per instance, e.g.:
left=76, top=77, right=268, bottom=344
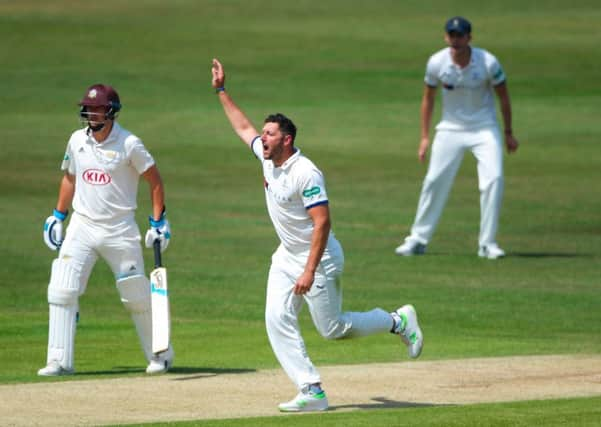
left=329, top=396, right=438, bottom=411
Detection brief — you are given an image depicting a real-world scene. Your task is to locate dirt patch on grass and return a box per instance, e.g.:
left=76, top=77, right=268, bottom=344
left=2, top=355, right=600, bottom=426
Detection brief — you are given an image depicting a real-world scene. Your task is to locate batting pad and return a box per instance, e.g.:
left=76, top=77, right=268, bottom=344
left=47, top=304, right=78, bottom=370
left=48, top=258, right=80, bottom=305
left=117, top=275, right=153, bottom=361
left=46, top=258, right=80, bottom=370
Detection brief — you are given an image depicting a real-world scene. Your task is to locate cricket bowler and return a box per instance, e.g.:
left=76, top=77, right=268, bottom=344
left=211, top=59, right=423, bottom=412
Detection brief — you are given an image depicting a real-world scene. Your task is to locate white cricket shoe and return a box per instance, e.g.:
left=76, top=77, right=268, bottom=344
left=394, top=239, right=426, bottom=256
left=392, top=305, right=423, bottom=359
left=478, top=243, right=506, bottom=259
left=146, top=346, right=174, bottom=375
left=278, top=387, right=329, bottom=412
left=37, top=361, right=74, bottom=377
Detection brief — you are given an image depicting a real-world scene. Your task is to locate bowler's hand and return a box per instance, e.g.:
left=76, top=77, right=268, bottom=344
left=294, top=271, right=315, bottom=295
left=505, top=134, right=519, bottom=153
left=418, top=137, right=430, bottom=163
left=212, top=58, right=225, bottom=89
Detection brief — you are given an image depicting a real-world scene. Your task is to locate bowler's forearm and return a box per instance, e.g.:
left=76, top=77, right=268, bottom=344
left=305, top=219, right=330, bottom=275
left=217, top=91, right=257, bottom=146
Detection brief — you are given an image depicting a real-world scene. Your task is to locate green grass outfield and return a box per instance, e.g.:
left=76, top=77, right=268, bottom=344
left=1, top=0, right=600, bottom=425
left=128, top=397, right=601, bottom=427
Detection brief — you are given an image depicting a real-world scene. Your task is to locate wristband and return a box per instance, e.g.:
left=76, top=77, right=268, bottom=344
left=215, top=87, right=225, bottom=93
left=149, top=207, right=166, bottom=227
left=53, top=209, right=68, bottom=221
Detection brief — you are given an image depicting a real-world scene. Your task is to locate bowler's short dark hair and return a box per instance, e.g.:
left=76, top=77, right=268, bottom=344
left=265, top=113, right=297, bottom=143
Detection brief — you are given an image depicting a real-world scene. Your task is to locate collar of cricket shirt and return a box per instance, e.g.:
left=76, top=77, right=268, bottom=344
left=279, top=148, right=301, bottom=171
left=88, top=122, right=121, bottom=146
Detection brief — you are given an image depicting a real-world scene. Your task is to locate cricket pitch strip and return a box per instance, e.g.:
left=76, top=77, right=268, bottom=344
left=2, top=354, right=600, bottom=426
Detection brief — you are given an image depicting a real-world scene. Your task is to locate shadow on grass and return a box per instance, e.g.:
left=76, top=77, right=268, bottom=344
left=413, top=251, right=588, bottom=258
left=330, top=396, right=439, bottom=411
left=77, top=366, right=256, bottom=377
left=509, top=252, right=587, bottom=258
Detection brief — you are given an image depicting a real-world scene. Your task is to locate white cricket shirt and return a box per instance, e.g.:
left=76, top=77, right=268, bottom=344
left=251, top=137, right=330, bottom=253
left=61, top=122, right=155, bottom=221
left=425, top=46, right=506, bottom=131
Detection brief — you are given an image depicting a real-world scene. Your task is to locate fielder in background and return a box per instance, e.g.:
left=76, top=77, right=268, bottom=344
left=211, top=58, right=423, bottom=412
left=39, top=84, right=174, bottom=376
left=395, top=16, right=519, bottom=259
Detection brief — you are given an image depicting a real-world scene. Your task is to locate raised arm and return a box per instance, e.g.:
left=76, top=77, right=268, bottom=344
left=212, top=58, right=259, bottom=147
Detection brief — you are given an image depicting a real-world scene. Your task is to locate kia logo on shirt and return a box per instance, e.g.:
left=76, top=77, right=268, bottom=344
left=83, top=169, right=111, bottom=185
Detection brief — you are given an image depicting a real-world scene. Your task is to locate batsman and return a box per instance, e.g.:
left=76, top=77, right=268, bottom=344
left=39, top=83, right=174, bottom=376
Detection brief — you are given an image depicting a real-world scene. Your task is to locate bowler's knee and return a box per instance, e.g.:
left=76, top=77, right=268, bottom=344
left=316, top=315, right=350, bottom=340
left=265, top=304, right=292, bottom=332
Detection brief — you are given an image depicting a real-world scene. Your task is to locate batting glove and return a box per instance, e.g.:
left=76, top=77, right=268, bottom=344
left=145, top=210, right=171, bottom=252
left=43, top=209, right=68, bottom=251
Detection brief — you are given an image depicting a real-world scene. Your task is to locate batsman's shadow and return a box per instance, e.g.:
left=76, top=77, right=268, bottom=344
left=329, top=396, right=438, bottom=411
left=78, top=367, right=146, bottom=376
left=78, top=366, right=255, bottom=378
left=169, top=366, right=256, bottom=381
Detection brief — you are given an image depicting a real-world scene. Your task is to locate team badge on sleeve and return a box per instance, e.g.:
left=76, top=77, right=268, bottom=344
left=302, top=186, right=321, bottom=198
left=302, top=185, right=327, bottom=209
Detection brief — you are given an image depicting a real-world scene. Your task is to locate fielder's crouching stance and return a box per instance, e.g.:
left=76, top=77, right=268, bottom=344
left=211, top=59, right=423, bottom=412
left=39, top=84, right=174, bottom=376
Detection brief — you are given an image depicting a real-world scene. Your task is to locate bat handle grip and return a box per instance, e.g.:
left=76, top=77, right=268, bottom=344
left=153, top=239, right=162, bottom=268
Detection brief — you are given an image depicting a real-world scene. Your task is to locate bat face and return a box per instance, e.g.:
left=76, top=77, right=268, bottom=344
left=151, top=267, right=168, bottom=296
left=150, top=266, right=170, bottom=354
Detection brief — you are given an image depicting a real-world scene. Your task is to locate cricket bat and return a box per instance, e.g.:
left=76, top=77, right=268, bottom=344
left=150, top=239, right=170, bottom=354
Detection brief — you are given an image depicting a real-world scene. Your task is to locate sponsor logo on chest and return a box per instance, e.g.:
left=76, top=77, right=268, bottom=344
left=83, top=168, right=112, bottom=185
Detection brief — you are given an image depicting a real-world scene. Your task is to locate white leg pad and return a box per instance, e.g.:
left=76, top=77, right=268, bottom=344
left=116, top=275, right=153, bottom=361
left=46, top=258, right=80, bottom=370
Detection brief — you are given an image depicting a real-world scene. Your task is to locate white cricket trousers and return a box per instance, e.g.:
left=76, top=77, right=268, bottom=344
left=265, top=237, right=393, bottom=390
left=60, top=212, right=146, bottom=285
left=408, top=127, right=504, bottom=247
left=43, top=212, right=150, bottom=369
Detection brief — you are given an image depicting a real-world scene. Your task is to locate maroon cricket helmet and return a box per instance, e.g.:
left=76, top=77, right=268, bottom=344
left=79, top=83, right=121, bottom=119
